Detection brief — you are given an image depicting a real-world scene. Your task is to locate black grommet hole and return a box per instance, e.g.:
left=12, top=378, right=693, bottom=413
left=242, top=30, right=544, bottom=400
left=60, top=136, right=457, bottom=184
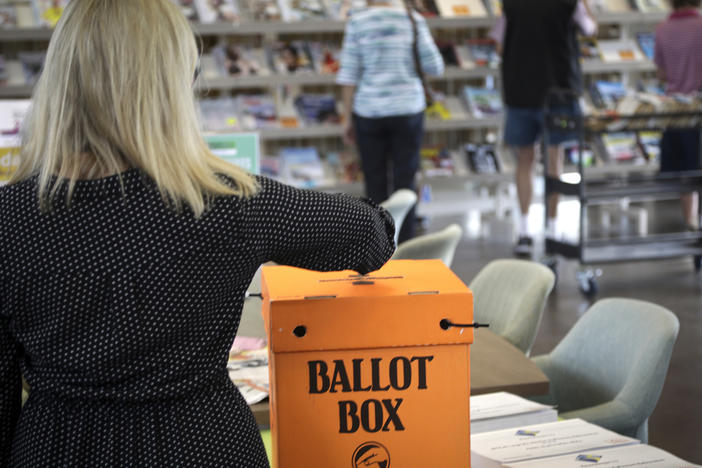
left=293, top=326, right=307, bottom=338
left=439, top=319, right=450, bottom=330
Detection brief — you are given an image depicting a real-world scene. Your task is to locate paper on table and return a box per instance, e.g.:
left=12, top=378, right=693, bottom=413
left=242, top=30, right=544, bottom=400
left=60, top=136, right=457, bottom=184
left=227, top=346, right=270, bottom=405
left=471, top=392, right=554, bottom=421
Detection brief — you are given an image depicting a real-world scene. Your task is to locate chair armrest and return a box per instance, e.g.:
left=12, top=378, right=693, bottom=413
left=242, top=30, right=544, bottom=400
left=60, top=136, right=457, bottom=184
left=559, top=400, right=639, bottom=436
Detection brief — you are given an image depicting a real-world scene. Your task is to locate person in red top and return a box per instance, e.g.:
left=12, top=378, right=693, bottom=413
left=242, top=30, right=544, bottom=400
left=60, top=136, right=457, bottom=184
left=654, top=0, right=702, bottom=229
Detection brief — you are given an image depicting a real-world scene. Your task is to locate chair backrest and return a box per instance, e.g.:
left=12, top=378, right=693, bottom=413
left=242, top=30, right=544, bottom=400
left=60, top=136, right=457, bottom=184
left=380, top=189, right=418, bottom=247
left=544, top=298, right=679, bottom=420
left=390, top=224, right=463, bottom=267
left=469, top=259, right=555, bottom=355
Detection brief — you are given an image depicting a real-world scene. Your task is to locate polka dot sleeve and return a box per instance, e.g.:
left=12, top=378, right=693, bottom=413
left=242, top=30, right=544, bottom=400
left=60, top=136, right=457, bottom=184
left=0, top=312, right=21, bottom=464
left=241, top=176, right=396, bottom=275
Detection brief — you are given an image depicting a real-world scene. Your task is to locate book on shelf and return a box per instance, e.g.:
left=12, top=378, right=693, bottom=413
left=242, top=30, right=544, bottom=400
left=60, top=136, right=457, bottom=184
left=294, top=93, right=340, bottom=125
left=279, top=146, right=333, bottom=188
left=444, top=96, right=469, bottom=120
left=199, top=97, right=241, bottom=132
left=170, top=0, right=200, bottom=21
left=470, top=418, right=640, bottom=468
left=32, top=0, right=68, bottom=28
left=268, top=41, right=315, bottom=75
left=278, top=0, right=327, bottom=21
left=260, top=155, right=280, bottom=179
left=590, top=80, right=628, bottom=109
left=420, top=146, right=455, bottom=176
left=562, top=141, right=596, bottom=167
left=597, top=132, right=643, bottom=163
left=237, top=94, right=278, bottom=129
left=194, top=0, right=240, bottom=23
left=307, top=42, right=340, bottom=74
left=467, top=38, right=499, bottom=68
left=504, top=443, right=699, bottom=468
left=598, top=39, right=646, bottom=63
left=591, top=0, right=633, bottom=12
left=578, top=36, right=600, bottom=60
left=0, top=4, right=17, bottom=27
left=212, top=42, right=268, bottom=77
left=0, top=99, right=31, bottom=184
left=242, top=0, right=283, bottom=20
left=637, top=131, right=661, bottom=162
left=435, top=0, right=487, bottom=17
left=464, top=143, right=500, bottom=174
left=636, top=32, right=655, bottom=61
left=631, top=0, right=669, bottom=13
left=469, top=392, right=557, bottom=435
left=277, top=90, right=301, bottom=128
left=17, top=51, right=45, bottom=85
left=463, top=86, right=503, bottom=118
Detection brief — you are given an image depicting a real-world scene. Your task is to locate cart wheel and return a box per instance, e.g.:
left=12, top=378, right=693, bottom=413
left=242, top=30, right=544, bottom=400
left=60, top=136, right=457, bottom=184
left=695, top=256, right=702, bottom=273
left=576, top=269, right=599, bottom=298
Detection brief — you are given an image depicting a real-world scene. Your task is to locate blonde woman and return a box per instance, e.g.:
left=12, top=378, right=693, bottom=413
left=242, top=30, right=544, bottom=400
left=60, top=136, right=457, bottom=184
left=0, top=1, right=394, bottom=466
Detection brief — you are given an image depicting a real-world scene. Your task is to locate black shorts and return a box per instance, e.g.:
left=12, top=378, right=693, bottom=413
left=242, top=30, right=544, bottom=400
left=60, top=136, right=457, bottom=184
left=660, top=129, right=701, bottom=172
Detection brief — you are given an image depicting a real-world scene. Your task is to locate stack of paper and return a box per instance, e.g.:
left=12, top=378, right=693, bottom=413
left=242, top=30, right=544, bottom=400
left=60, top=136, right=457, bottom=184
left=471, top=418, right=639, bottom=468
left=470, top=392, right=558, bottom=434
left=505, top=443, right=700, bottom=467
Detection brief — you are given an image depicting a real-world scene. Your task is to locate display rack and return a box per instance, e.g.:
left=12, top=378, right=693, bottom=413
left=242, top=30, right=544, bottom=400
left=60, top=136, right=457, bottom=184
left=543, top=109, right=702, bottom=297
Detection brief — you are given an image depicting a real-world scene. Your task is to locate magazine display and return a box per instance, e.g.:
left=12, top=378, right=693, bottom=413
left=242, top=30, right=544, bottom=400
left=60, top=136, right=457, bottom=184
left=194, top=0, right=240, bottom=23
left=199, top=97, right=241, bottom=132
left=279, top=146, right=331, bottom=188
left=435, top=0, right=487, bottom=17
left=238, top=94, right=278, bottom=129
left=598, top=39, right=646, bottom=63
left=562, top=142, right=595, bottom=167
left=322, top=0, right=366, bottom=19
left=268, top=41, right=314, bottom=74
left=421, top=146, right=455, bottom=177
left=468, top=39, right=499, bottom=67
left=590, top=0, right=632, bottom=12
left=278, top=0, right=327, bottom=21
left=212, top=41, right=268, bottom=76
left=632, top=0, right=669, bottom=12
left=598, top=132, right=642, bottom=162
left=464, top=143, right=500, bottom=174
left=242, top=0, right=283, bottom=20
left=0, top=5, right=17, bottom=27
left=0, top=99, right=31, bottom=184
left=294, top=94, right=340, bottom=125
left=636, top=32, right=655, bottom=61
left=170, top=0, right=199, bottom=21
left=307, top=42, right=340, bottom=74
left=32, top=0, right=68, bottom=27
left=463, top=86, right=503, bottom=118
left=590, top=80, right=628, bottom=109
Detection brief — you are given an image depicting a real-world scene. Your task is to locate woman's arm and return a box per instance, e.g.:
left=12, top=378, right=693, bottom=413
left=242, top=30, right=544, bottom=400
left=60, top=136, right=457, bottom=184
left=416, top=15, right=445, bottom=77
left=0, top=311, right=21, bottom=464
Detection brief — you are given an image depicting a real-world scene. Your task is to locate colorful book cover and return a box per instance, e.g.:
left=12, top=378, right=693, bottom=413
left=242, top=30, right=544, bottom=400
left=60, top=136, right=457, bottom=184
left=463, top=86, right=503, bottom=118
left=598, top=39, right=646, bottom=63
left=170, top=0, right=199, bottom=21
left=562, top=142, right=595, bottom=167
left=294, top=94, right=339, bottom=125
left=600, top=133, right=640, bottom=162
left=0, top=5, right=17, bottom=27
left=636, top=32, right=655, bottom=61
left=0, top=99, right=32, bottom=184
left=632, top=0, right=668, bottom=12
left=279, top=146, right=328, bottom=188
left=268, top=41, right=314, bottom=75
left=322, top=0, right=366, bottom=19
left=278, top=0, right=327, bottom=21
left=590, top=80, right=627, bottom=109
left=435, top=0, right=487, bottom=17
left=32, top=0, right=68, bottom=28
left=237, top=94, right=278, bottom=129
left=199, top=97, right=241, bottom=132
left=244, top=0, right=283, bottom=20
left=421, top=146, right=455, bottom=176
left=467, top=39, right=499, bottom=67
left=212, top=42, right=267, bottom=77
left=194, top=0, right=240, bottom=23
left=464, top=143, right=500, bottom=174
left=307, top=42, right=340, bottom=74
left=579, top=36, right=600, bottom=60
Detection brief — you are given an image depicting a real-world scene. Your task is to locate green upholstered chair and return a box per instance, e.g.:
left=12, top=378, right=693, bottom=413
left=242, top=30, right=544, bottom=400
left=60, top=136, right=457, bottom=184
left=390, top=223, right=463, bottom=268
left=379, top=189, right=417, bottom=248
left=469, top=259, right=555, bottom=356
left=531, top=298, right=679, bottom=443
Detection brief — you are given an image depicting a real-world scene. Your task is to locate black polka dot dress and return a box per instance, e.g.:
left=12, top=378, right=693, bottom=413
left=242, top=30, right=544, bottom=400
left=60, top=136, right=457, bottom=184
left=0, top=170, right=395, bottom=467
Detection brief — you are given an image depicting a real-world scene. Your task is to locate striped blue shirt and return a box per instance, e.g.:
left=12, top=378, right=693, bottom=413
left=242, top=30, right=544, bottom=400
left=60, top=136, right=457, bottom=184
left=337, top=7, right=445, bottom=118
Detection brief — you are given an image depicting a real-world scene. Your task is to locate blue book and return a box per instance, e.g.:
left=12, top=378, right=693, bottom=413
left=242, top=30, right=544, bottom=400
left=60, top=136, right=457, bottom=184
left=637, top=32, right=655, bottom=61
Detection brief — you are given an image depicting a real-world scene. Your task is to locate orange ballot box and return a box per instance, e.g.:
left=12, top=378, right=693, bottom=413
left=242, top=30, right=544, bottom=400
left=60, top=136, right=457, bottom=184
left=261, top=259, right=474, bottom=468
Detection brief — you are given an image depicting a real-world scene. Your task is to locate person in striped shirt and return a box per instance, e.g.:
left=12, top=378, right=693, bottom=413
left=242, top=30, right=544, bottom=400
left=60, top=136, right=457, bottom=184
left=654, top=0, right=702, bottom=230
left=337, top=0, right=444, bottom=243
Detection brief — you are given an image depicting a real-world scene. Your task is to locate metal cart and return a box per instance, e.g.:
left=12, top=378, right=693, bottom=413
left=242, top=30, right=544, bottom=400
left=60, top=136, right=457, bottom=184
left=542, top=99, right=702, bottom=297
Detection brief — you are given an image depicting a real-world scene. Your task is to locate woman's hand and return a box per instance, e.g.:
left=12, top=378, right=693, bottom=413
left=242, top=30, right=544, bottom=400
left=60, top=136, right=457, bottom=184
left=343, top=122, right=356, bottom=146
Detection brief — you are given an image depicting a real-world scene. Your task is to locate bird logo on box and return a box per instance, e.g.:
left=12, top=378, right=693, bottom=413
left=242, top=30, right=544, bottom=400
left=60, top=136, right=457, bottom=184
left=576, top=454, right=602, bottom=463
left=352, top=441, right=390, bottom=468
left=515, top=430, right=539, bottom=437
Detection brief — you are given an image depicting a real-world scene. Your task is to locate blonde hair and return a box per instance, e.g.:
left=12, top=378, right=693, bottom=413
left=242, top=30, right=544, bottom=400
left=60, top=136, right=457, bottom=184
left=12, top=0, right=258, bottom=215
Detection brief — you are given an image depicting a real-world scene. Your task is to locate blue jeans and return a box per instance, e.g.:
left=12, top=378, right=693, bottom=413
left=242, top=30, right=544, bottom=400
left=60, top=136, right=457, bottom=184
left=504, top=101, right=581, bottom=147
left=353, top=111, right=424, bottom=243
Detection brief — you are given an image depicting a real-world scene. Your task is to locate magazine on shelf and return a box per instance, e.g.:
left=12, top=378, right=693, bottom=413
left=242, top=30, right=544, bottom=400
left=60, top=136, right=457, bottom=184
left=578, top=36, right=600, bottom=60
left=0, top=4, right=17, bottom=27
left=17, top=51, right=45, bottom=85
left=638, top=131, right=662, bottom=162
left=199, top=97, right=241, bottom=132
left=227, top=345, right=269, bottom=405
left=435, top=0, right=487, bottom=17
left=471, top=419, right=640, bottom=468
left=470, top=392, right=557, bottom=434
left=421, top=146, right=455, bottom=177
left=170, top=0, right=199, bottom=21
left=483, top=0, right=502, bottom=16
left=467, top=39, right=499, bottom=67
left=237, top=94, right=278, bottom=129
left=597, top=132, right=642, bottom=163
left=562, top=141, right=596, bottom=167
left=307, top=42, right=340, bottom=74
left=590, top=80, right=628, bottom=109
left=243, top=0, right=283, bottom=20
left=278, top=0, right=327, bottom=21
left=0, top=99, right=31, bottom=184
left=591, top=0, right=632, bottom=12
left=212, top=42, right=268, bottom=77
left=32, top=0, right=68, bottom=28
left=463, top=86, right=503, bottom=118
left=294, top=94, right=340, bottom=125
left=631, top=0, right=669, bottom=13
left=505, top=443, right=699, bottom=468
left=464, top=143, right=500, bottom=174
left=326, top=150, right=362, bottom=183
left=279, top=146, right=331, bottom=188
left=598, top=39, right=646, bottom=63
left=636, top=32, right=655, bottom=61
left=321, top=0, right=366, bottom=19
left=194, top=0, right=240, bottom=23
left=268, top=41, right=314, bottom=74
left=454, top=44, right=474, bottom=69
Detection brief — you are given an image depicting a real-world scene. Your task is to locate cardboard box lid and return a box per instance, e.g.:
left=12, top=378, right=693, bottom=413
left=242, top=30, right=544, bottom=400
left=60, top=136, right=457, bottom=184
left=262, top=259, right=474, bottom=352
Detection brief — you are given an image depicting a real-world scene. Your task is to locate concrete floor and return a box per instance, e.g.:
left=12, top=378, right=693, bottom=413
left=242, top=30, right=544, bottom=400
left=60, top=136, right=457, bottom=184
left=442, top=204, right=702, bottom=464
